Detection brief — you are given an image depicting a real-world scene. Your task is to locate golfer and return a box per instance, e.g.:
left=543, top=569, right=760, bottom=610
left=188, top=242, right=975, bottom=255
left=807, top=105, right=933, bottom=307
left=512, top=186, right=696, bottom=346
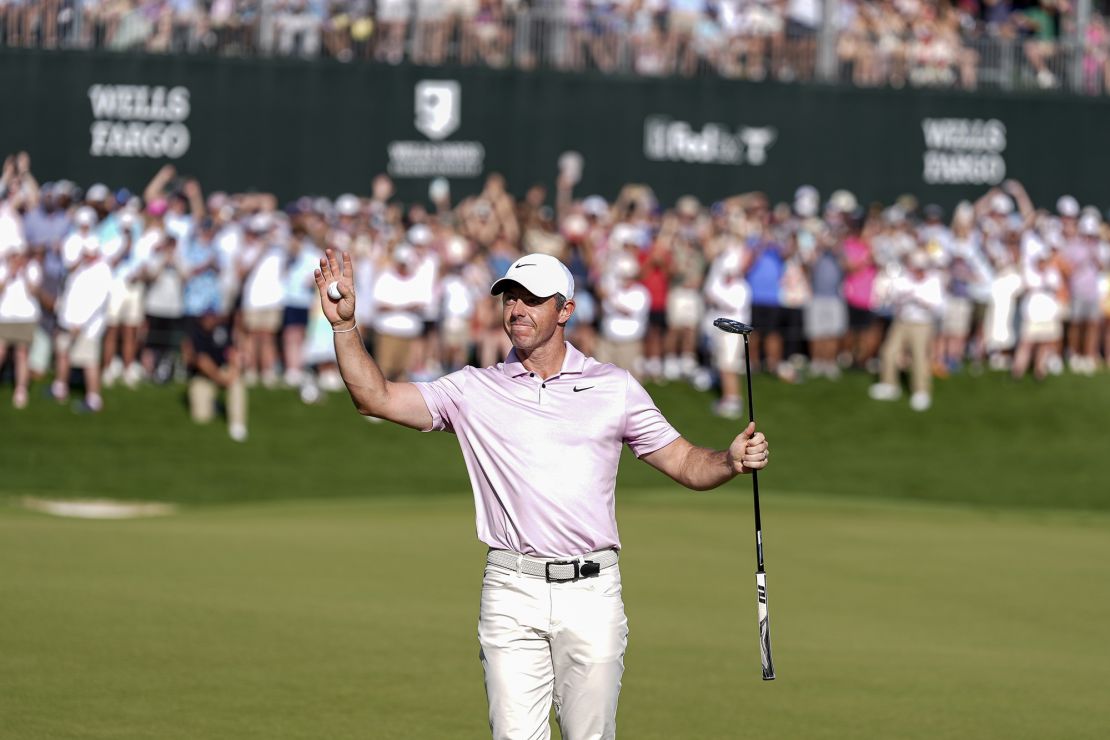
left=314, top=250, right=770, bottom=740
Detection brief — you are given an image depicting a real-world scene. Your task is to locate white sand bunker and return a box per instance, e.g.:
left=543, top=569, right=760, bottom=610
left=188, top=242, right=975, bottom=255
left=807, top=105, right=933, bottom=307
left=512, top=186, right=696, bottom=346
left=22, top=497, right=178, bottom=519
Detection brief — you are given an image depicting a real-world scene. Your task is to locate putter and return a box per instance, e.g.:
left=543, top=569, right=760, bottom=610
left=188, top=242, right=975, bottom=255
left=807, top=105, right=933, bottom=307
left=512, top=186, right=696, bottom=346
left=712, top=318, right=776, bottom=681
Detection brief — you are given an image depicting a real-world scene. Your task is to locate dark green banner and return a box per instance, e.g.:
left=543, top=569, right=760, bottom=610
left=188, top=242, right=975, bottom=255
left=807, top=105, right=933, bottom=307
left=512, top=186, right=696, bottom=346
left=3, top=49, right=1108, bottom=211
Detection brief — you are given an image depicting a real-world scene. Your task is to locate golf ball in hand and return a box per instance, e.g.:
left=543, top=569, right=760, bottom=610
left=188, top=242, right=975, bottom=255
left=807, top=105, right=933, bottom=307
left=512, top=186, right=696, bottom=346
left=327, top=281, right=342, bottom=301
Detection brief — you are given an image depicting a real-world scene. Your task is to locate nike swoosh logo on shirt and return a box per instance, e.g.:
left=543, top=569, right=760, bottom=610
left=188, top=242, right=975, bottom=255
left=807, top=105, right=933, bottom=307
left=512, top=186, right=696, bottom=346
left=572, top=385, right=594, bottom=392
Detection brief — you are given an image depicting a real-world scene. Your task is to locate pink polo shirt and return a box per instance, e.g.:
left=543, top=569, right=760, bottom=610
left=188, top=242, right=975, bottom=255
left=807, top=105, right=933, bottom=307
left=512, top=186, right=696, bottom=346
left=416, top=342, right=681, bottom=558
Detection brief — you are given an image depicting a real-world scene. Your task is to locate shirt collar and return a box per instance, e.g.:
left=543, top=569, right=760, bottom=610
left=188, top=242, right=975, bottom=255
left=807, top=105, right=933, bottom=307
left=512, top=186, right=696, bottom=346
left=501, top=341, right=586, bottom=378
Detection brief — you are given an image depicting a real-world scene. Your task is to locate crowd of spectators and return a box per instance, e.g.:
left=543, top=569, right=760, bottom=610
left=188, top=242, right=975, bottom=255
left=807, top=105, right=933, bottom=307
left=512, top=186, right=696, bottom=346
left=2, top=152, right=1109, bottom=433
left=4, top=1, right=1110, bottom=93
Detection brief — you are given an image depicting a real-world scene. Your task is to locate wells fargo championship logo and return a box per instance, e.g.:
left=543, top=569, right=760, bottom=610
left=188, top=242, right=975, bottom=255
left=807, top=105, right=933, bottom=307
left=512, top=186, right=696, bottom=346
left=921, top=118, right=1007, bottom=185
left=388, top=79, right=484, bottom=177
left=88, top=84, right=192, bottom=159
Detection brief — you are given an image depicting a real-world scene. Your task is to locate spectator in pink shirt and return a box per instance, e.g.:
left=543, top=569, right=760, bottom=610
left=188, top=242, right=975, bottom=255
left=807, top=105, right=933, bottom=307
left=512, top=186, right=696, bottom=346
left=841, top=217, right=880, bottom=369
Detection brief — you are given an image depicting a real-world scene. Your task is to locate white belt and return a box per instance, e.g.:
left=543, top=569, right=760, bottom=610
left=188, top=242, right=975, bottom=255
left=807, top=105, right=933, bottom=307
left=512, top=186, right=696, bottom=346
left=486, top=548, right=620, bottom=582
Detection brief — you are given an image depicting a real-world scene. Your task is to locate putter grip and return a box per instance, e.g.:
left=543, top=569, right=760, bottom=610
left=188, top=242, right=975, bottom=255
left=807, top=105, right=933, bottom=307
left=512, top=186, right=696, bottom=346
left=757, top=571, right=776, bottom=680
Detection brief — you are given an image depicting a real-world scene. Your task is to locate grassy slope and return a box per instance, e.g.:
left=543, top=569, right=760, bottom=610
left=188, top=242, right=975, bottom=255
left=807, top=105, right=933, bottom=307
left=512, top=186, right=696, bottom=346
left=1, top=370, right=1107, bottom=509
left=1, top=495, right=1108, bottom=740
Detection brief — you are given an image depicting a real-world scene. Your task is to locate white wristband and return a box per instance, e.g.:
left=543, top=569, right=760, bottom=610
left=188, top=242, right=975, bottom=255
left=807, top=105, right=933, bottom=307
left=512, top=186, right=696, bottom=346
left=332, top=324, right=358, bottom=334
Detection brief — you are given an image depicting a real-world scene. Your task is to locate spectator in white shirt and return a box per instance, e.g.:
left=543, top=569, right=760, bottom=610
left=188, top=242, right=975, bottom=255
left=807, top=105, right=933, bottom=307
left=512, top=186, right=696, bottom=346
left=371, top=243, right=431, bottom=381
left=0, top=242, right=42, bottom=409
left=53, top=239, right=112, bottom=411
left=596, top=254, right=650, bottom=378
left=237, top=213, right=286, bottom=388
left=437, top=235, right=480, bottom=372
left=869, top=250, right=944, bottom=411
left=281, top=224, right=323, bottom=387
left=101, top=209, right=145, bottom=388
left=982, top=229, right=1025, bottom=369
left=142, top=220, right=187, bottom=385
left=704, top=246, right=751, bottom=419
left=405, top=223, right=442, bottom=380
left=1012, top=251, right=1066, bottom=381
left=62, top=206, right=100, bottom=270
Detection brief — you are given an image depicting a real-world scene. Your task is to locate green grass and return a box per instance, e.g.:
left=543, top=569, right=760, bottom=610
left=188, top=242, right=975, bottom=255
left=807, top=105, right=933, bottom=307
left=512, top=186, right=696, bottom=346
left=2, top=370, right=1108, bottom=509
left=1, top=495, right=1108, bottom=739
left=1, top=372, right=1109, bottom=738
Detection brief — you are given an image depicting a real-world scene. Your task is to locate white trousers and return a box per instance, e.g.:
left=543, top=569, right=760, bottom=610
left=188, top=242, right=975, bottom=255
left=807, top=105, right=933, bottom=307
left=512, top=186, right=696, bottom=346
left=479, top=563, right=628, bottom=740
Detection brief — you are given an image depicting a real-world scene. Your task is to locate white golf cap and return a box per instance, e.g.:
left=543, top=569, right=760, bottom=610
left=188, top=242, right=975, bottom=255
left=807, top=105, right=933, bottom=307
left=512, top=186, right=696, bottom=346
left=582, top=195, right=608, bottom=216
left=336, top=193, right=360, bottom=217
left=490, top=253, right=575, bottom=301
left=393, top=243, right=419, bottom=265
left=86, top=183, right=111, bottom=202
left=828, top=189, right=858, bottom=214
left=610, top=223, right=640, bottom=247
left=614, top=254, right=640, bottom=279
left=248, top=212, right=272, bottom=233
left=407, top=223, right=432, bottom=246
left=74, top=206, right=98, bottom=227
left=718, top=248, right=744, bottom=274
left=794, top=185, right=819, bottom=218
left=1057, top=195, right=1079, bottom=218
left=1079, top=213, right=1101, bottom=236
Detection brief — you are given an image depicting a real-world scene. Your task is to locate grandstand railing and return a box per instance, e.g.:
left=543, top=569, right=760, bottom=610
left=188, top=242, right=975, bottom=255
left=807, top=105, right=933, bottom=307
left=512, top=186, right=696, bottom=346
left=1, top=4, right=1105, bottom=97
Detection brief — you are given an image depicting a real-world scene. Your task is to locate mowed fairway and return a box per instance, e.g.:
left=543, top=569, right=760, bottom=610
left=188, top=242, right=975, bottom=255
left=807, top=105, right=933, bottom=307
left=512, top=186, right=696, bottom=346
left=2, top=372, right=1109, bottom=739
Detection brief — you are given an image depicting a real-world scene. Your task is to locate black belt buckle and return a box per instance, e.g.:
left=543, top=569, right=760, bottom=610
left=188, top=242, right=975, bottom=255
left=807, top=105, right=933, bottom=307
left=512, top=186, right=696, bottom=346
left=545, top=559, right=601, bottom=583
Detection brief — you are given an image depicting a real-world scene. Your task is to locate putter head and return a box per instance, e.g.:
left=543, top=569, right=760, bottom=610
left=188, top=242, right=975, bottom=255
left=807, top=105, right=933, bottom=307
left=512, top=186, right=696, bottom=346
left=713, top=318, right=754, bottom=335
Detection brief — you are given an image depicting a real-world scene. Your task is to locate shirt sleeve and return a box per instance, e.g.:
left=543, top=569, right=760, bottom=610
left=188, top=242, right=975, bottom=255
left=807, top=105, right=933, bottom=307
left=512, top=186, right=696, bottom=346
left=413, top=368, right=468, bottom=434
left=622, top=371, right=681, bottom=458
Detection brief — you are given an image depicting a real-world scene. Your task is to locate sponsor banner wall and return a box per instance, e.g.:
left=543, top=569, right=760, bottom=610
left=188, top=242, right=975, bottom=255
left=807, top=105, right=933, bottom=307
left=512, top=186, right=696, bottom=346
left=3, top=49, right=1109, bottom=210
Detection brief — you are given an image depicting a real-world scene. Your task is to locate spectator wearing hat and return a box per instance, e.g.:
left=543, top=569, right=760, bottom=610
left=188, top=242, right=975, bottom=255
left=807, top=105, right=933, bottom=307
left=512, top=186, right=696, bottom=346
left=1060, top=214, right=1106, bottom=374
left=184, top=308, right=248, bottom=442
left=662, top=223, right=705, bottom=382
left=281, top=224, right=323, bottom=386
left=182, top=216, right=226, bottom=326
left=777, top=228, right=811, bottom=379
left=743, top=219, right=785, bottom=376
left=1012, top=246, right=1067, bottom=381
left=0, top=229, right=41, bottom=409
left=841, top=213, right=882, bottom=371
left=803, top=229, right=846, bottom=379
left=948, top=203, right=994, bottom=371
left=596, top=253, right=650, bottom=378
left=869, top=250, right=944, bottom=411
left=237, top=212, right=286, bottom=387
left=128, top=198, right=169, bottom=381
left=371, top=243, right=431, bottom=381
left=52, top=234, right=112, bottom=411
left=85, top=183, right=115, bottom=226
left=704, top=245, right=751, bottom=418
left=100, top=208, right=145, bottom=388
left=405, top=222, right=443, bottom=380
left=62, top=206, right=101, bottom=270
left=981, top=228, right=1025, bottom=368
left=437, top=235, right=482, bottom=373
left=140, top=225, right=187, bottom=385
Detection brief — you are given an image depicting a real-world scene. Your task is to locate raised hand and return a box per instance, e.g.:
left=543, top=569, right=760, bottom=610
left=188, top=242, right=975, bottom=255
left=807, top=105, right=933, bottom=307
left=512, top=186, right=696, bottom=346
left=313, top=248, right=356, bottom=329
left=728, top=421, right=769, bottom=475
